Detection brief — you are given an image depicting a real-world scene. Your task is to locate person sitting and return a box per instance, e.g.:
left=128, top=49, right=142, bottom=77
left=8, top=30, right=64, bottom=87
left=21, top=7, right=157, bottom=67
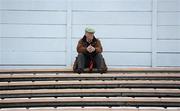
left=73, top=27, right=107, bottom=74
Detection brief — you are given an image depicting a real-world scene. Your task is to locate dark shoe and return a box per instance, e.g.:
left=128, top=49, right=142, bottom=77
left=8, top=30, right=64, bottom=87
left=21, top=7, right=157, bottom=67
left=97, top=69, right=105, bottom=74
left=76, top=68, right=83, bottom=74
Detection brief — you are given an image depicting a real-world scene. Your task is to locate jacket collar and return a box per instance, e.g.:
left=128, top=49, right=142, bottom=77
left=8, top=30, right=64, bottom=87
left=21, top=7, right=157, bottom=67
left=82, top=35, right=97, bottom=43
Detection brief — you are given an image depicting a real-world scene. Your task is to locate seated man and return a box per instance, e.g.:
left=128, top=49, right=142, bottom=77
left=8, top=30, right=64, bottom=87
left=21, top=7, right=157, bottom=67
left=73, top=27, right=107, bottom=74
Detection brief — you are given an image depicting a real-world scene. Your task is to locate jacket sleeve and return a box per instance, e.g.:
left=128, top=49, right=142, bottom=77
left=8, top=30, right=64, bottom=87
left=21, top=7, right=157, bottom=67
left=77, top=39, right=87, bottom=53
left=95, top=39, right=103, bottom=53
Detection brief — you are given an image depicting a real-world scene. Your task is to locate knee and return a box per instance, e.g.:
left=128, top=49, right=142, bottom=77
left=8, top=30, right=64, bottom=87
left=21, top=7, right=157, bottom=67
left=78, top=53, right=84, bottom=56
left=77, top=53, right=85, bottom=58
left=96, top=53, right=103, bottom=58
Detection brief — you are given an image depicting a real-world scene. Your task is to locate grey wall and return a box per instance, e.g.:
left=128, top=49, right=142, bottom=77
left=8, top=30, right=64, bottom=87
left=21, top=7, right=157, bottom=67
left=156, top=0, right=180, bottom=67
left=0, top=0, right=179, bottom=69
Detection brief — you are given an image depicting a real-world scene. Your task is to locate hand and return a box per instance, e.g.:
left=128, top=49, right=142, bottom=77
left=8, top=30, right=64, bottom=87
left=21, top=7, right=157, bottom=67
left=90, top=46, right=95, bottom=52
left=86, top=45, right=91, bottom=53
left=87, top=45, right=95, bottom=53
left=87, top=45, right=93, bottom=53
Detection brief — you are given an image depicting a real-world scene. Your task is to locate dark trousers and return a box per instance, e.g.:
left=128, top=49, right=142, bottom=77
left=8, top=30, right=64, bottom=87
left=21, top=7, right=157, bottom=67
left=77, top=53, right=104, bottom=70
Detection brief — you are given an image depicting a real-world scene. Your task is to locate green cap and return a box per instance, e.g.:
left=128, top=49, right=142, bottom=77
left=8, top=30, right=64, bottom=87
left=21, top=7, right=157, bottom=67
left=85, top=27, right=95, bottom=33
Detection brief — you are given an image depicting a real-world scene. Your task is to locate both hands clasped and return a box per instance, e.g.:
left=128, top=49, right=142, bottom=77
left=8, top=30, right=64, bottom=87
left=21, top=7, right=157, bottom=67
left=86, top=45, right=95, bottom=53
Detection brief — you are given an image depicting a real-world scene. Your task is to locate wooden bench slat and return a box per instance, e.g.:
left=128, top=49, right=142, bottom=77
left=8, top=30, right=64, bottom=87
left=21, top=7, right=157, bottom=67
left=1, top=97, right=180, bottom=108
left=0, top=80, right=179, bottom=90
left=0, top=73, right=180, bottom=82
left=1, top=74, right=180, bottom=78
left=1, top=80, right=179, bottom=86
left=1, top=97, right=180, bottom=103
left=1, top=73, right=180, bottom=78
left=1, top=88, right=180, bottom=98
left=0, top=108, right=180, bottom=111
left=1, top=68, right=180, bottom=73
left=0, top=88, right=180, bottom=94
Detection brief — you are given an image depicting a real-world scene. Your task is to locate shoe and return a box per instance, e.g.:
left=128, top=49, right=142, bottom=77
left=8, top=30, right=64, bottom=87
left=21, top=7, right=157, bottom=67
left=76, top=68, right=83, bottom=74
left=97, top=69, right=105, bottom=74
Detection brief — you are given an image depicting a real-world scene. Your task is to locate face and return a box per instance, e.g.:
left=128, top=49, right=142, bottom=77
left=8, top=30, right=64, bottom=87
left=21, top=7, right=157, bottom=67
left=85, top=32, right=94, bottom=41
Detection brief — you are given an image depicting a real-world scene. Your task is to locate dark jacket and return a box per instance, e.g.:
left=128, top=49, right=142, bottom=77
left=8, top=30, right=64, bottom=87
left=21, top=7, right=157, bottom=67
left=77, top=35, right=103, bottom=54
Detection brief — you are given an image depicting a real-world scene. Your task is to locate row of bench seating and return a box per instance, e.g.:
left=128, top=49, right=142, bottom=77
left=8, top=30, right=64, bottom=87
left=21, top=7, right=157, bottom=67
left=0, top=68, right=180, bottom=110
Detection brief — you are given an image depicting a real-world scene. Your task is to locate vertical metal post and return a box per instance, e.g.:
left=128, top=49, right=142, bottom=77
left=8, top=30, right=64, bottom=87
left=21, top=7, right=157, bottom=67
left=66, top=0, right=72, bottom=67
left=152, top=0, right=158, bottom=67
